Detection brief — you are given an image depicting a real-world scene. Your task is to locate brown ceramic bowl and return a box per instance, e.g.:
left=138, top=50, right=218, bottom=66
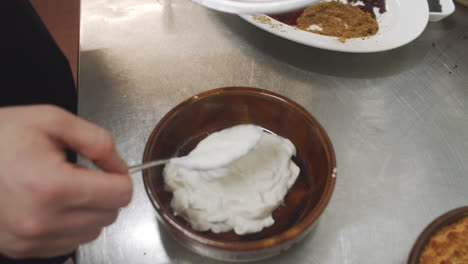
left=143, top=87, right=336, bottom=262
left=455, top=0, right=468, bottom=7
left=408, top=206, right=468, bottom=264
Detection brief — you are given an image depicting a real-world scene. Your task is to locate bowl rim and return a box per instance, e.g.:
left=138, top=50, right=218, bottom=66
left=407, top=206, right=468, bottom=263
left=143, top=86, right=337, bottom=251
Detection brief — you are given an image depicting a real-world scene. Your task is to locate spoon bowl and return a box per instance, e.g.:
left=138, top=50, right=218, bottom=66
left=129, top=124, right=262, bottom=174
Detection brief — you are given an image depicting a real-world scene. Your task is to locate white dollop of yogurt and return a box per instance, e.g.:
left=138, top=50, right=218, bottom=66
left=163, top=124, right=300, bottom=235
left=170, top=124, right=262, bottom=171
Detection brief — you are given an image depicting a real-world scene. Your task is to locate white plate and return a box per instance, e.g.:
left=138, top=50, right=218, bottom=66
left=192, top=0, right=321, bottom=14
left=429, top=0, right=455, bottom=22
left=240, top=0, right=430, bottom=53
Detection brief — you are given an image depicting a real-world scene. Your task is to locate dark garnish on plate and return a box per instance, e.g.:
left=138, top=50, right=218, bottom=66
left=428, top=0, right=442, bottom=12
left=347, top=0, right=387, bottom=18
left=270, top=9, right=304, bottom=26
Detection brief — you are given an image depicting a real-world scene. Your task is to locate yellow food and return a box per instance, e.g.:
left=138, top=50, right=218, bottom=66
left=420, top=216, right=468, bottom=264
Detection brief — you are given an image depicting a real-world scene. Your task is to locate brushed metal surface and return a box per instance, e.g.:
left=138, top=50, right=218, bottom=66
left=77, top=1, right=468, bottom=263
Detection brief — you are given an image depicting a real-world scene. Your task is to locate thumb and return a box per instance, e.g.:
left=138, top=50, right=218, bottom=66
left=39, top=106, right=128, bottom=174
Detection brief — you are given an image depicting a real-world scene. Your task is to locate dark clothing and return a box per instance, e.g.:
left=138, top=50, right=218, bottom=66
left=0, top=0, right=77, bottom=112
left=0, top=0, right=77, bottom=263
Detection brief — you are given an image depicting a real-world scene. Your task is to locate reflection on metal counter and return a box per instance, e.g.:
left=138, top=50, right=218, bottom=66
left=77, top=0, right=468, bottom=263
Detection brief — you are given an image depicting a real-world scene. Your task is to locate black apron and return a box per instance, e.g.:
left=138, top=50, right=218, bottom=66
left=0, top=0, right=77, bottom=263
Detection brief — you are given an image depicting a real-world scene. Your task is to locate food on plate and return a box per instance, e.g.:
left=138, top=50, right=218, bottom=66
left=296, top=1, right=379, bottom=42
left=419, top=216, right=468, bottom=263
left=163, top=124, right=300, bottom=235
left=270, top=0, right=384, bottom=42
left=269, top=9, right=304, bottom=26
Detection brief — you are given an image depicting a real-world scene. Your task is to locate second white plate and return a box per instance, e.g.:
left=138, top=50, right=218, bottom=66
left=240, top=0, right=429, bottom=53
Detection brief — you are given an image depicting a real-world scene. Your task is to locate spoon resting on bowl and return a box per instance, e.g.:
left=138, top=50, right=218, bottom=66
left=128, top=124, right=262, bottom=174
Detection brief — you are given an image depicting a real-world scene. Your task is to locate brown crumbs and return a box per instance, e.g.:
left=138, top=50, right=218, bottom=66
left=295, top=1, right=379, bottom=43
left=420, top=216, right=468, bottom=264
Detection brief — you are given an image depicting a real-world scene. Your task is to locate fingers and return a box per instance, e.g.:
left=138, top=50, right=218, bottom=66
left=38, top=105, right=128, bottom=174
left=44, top=209, right=119, bottom=239
left=20, top=161, right=132, bottom=210
left=38, top=228, right=101, bottom=258
left=0, top=105, right=131, bottom=260
left=43, top=229, right=102, bottom=256
left=4, top=209, right=117, bottom=258
left=8, top=229, right=101, bottom=259
left=4, top=213, right=104, bottom=259
left=67, top=165, right=133, bottom=209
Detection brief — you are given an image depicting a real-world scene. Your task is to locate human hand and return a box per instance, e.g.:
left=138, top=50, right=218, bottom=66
left=0, top=105, right=132, bottom=259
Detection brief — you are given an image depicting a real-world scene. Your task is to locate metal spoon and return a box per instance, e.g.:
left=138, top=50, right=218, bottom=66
left=128, top=124, right=262, bottom=175
left=128, top=159, right=170, bottom=174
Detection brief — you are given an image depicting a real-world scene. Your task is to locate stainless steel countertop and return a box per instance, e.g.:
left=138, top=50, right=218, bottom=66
left=77, top=1, right=468, bottom=263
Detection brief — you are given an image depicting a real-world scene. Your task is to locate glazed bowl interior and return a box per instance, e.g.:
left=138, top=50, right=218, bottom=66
left=143, top=87, right=336, bottom=252
left=408, top=206, right=468, bottom=264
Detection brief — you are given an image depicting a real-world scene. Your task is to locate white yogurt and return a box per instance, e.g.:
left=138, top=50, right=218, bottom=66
left=171, top=124, right=262, bottom=171
left=163, top=124, right=300, bottom=235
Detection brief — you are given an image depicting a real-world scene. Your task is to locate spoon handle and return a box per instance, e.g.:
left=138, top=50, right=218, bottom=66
left=128, top=159, right=170, bottom=174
